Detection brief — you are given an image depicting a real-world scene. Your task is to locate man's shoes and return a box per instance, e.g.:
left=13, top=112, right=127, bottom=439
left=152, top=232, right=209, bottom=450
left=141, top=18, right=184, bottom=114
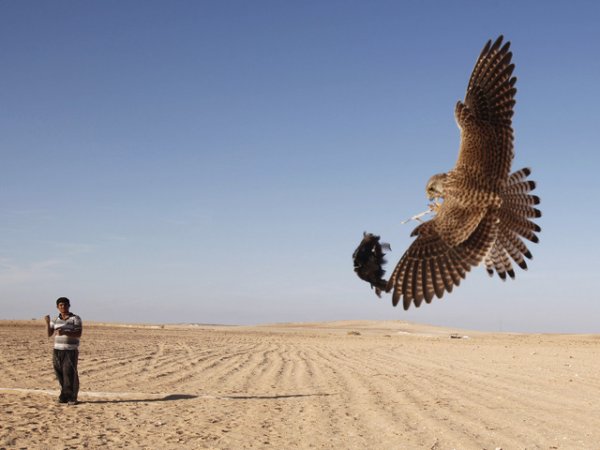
left=68, top=400, right=78, bottom=406
left=57, top=398, right=68, bottom=404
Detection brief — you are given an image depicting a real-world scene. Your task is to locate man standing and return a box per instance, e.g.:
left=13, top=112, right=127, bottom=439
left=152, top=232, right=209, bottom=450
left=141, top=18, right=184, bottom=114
left=45, top=297, right=82, bottom=405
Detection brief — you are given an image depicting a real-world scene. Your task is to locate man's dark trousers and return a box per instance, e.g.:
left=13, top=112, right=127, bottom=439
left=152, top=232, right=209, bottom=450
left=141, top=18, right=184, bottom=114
left=53, top=349, right=79, bottom=402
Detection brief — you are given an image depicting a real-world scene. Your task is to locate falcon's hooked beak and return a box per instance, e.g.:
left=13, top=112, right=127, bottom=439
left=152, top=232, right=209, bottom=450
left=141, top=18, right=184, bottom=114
left=425, top=173, right=448, bottom=201
left=425, top=173, right=448, bottom=213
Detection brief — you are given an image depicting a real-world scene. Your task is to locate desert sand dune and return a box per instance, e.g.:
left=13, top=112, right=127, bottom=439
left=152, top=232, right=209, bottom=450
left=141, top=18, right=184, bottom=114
left=1, top=320, right=599, bottom=449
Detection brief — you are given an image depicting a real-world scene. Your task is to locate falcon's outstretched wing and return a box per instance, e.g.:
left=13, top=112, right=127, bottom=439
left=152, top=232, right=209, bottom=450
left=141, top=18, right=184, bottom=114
left=387, top=211, right=497, bottom=309
left=454, top=35, right=517, bottom=185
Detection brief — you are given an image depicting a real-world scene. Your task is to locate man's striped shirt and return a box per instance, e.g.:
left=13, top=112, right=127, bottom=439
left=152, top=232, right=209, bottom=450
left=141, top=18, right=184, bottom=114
left=50, top=313, right=82, bottom=350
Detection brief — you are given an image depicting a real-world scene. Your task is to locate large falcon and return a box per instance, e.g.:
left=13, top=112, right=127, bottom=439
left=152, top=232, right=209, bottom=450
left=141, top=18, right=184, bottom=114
left=353, top=36, right=541, bottom=309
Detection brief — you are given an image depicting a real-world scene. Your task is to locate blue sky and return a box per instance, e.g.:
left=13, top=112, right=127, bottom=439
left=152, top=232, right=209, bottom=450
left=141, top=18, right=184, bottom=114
left=2, top=1, right=600, bottom=332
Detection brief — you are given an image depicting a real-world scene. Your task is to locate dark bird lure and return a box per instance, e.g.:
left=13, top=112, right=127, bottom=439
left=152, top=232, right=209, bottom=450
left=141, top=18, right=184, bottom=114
left=352, top=233, right=390, bottom=297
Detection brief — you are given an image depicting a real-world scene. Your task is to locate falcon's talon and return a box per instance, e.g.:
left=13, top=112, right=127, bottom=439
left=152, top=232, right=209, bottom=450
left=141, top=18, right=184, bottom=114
left=428, top=201, right=442, bottom=213
left=400, top=208, right=433, bottom=225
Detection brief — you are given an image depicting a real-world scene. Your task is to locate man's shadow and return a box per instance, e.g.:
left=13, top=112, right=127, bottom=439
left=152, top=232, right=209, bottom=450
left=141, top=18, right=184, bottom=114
left=82, top=392, right=335, bottom=404
left=83, top=394, right=197, bottom=404
left=222, top=393, right=334, bottom=400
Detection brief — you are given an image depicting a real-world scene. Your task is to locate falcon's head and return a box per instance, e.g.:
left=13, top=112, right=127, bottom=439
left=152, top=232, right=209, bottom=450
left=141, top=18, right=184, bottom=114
left=425, top=173, right=448, bottom=201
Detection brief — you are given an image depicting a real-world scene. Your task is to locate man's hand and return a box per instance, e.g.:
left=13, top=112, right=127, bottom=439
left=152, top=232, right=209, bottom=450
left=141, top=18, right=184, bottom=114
left=56, top=327, right=81, bottom=338
left=45, top=315, right=54, bottom=337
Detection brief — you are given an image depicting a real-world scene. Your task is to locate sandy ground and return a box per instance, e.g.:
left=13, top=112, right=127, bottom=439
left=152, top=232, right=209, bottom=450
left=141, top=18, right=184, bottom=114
left=1, top=320, right=600, bottom=449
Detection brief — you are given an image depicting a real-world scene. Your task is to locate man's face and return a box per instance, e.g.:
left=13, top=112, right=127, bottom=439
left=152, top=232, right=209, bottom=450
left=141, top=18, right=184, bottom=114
left=57, top=302, right=70, bottom=316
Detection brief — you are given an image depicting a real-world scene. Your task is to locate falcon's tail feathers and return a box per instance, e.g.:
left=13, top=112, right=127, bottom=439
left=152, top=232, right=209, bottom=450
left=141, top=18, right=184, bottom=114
left=352, top=232, right=391, bottom=297
left=484, top=167, right=541, bottom=279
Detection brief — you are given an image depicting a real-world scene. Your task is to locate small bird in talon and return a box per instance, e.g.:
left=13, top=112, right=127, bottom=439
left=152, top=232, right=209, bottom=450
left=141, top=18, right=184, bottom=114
left=352, top=233, right=391, bottom=298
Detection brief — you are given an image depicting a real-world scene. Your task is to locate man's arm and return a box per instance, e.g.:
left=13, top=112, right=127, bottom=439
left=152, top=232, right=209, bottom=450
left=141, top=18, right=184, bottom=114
left=57, top=328, right=82, bottom=338
left=44, top=315, right=54, bottom=337
left=57, top=316, right=82, bottom=338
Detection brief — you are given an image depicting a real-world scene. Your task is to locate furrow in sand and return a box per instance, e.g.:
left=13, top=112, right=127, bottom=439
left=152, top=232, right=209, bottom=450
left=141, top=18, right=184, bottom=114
left=372, top=339, right=591, bottom=394
left=313, top=342, right=457, bottom=448
left=336, top=346, right=529, bottom=448
left=364, top=339, right=598, bottom=446
left=376, top=341, right=600, bottom=418
left=209, top=345, right=271, bottom=383
left=0, top=335, right=56, bottom=389
left=231, top=345, right=286, bottom=394
left=319, top=341, right=572, bottom=448
left=272, top=344, right=352, bottom=449
left=135, top=340, right=236, bottom=379
left=207, top=340, right=356, bottom=449
left=295, top=344, right=371, bottom=448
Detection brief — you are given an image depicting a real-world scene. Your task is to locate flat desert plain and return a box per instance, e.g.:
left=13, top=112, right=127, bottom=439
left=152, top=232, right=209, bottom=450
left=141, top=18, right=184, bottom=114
left=1, top=320, right=600, bottom=449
